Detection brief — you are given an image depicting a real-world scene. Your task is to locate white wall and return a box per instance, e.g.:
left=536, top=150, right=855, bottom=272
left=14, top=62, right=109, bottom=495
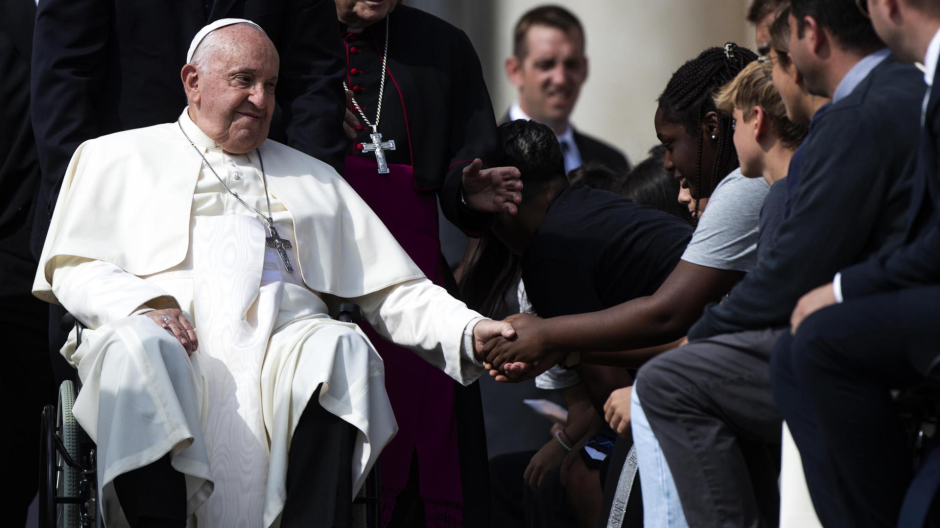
left=410, top=0, right=756, bottom=165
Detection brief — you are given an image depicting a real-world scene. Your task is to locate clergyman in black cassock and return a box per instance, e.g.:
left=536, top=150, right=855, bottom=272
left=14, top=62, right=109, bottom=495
left=337, top=4, right=502, bottom=526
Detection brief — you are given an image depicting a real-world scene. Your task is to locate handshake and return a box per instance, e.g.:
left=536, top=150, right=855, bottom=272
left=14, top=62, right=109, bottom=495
left=472, top=313, right=567, bottom=382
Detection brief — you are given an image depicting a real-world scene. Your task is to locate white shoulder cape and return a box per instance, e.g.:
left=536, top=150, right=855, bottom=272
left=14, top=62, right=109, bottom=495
left=33, top=123, right=425, bottom=303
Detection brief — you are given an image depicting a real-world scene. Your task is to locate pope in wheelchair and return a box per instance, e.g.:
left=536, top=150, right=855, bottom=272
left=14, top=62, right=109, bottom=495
left=32, top=19, right=516, bottom=528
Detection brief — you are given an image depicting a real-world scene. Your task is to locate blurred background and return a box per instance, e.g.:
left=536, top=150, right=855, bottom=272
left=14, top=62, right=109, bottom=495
left=410, top=0, right=756, bottom=164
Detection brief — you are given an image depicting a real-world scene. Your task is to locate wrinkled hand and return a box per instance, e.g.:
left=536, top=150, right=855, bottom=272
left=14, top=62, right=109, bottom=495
left=461, top=159, right=522, bottom=215
left=473, top=319, right=517, bottom=362
left=791, top=282, right=837, bottom=334
left=145, top=309, right=198, bottom=356
left=343, top=89, right=360, bottom=141
left=604, top=386, right=633, bottom=439
left=524, top=437, right=568, bottom=489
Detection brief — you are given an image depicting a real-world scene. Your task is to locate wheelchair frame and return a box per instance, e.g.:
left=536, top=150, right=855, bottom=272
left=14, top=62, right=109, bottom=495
left=40, top=303, right=381, bottom=528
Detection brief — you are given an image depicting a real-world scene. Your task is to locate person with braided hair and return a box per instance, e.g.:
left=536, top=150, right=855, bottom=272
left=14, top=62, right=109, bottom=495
left=480, top=42, right=768, bottom=528
left=482, top=43, right=766, bottom=375
left=627, top=0, right=925, bottom=526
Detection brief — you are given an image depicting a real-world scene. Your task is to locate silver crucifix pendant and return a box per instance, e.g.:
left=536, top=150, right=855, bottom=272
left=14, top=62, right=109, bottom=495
left=265, top=224, right=294, bottom=272
left=361, top=126, right=396, bottom=174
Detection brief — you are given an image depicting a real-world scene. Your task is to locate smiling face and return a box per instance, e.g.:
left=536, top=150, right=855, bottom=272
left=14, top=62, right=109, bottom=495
left=507, top=24, right=588, bottom=132
left=655, top=106, right=718, bottom=219
left=183, top=25, right=279, bottom=154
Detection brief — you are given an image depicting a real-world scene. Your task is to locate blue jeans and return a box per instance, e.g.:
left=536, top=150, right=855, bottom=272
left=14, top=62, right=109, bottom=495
left=631, top=390, right=688, bottom=528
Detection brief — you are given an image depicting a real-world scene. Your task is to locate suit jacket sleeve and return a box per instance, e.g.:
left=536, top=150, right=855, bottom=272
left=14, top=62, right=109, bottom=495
left=276, top=0, right=347, bottom=174
left=31, top=0, right=109, bottom=213
left=839, top=102, right=940, bottom=299
left=438, top=29, right=501, bottom=237
left=839, top=220, right=940, bottom=298
left=689, top=110, right=897, bottom=339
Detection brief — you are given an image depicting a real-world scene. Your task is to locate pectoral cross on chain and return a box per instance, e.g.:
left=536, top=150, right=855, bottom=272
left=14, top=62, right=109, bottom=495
left=265, top=224, right=294, bottom=272
left=361, top=126, right=396, bottom=174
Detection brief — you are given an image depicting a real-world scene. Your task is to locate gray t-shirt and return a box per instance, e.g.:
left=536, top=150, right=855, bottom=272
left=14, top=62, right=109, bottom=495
left=680, top=169, right=770, bottom=272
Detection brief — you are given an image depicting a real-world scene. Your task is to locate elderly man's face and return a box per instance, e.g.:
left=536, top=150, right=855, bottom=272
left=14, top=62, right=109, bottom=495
left=184, top=26, right=279, bottom=154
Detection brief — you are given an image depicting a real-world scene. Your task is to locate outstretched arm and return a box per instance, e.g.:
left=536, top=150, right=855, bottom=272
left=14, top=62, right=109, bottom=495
left=484, top=261, right=743, bottom=369
left=349, top=278, right=513, bottom=385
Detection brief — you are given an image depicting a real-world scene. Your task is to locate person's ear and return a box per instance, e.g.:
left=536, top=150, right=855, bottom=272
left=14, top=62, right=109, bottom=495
left=702, top=111, right=720, bottom=140
left=181, top=64, right=201, bottom=106
left=786, top=53, right=804, bottom=87
left=803, top=16, right=825, bottom=55
left=886, top=0, right=903, bottom=24
left=506, top=55, right=524, bottom=89
left=752, top=106, right=769, bottom=141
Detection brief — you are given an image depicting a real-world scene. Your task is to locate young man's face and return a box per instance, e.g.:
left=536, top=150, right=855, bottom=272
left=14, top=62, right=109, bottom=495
left=732, top=107, right=764, bottom=179
left=770, top=49, right=811, bottom=125
left=508, top=25, right=588, bottom=129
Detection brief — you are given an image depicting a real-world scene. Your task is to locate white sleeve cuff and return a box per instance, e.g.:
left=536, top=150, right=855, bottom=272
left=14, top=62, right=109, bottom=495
left=462, top=317, right=486, bottom=367
left=833, top=273, right=844, bottom=303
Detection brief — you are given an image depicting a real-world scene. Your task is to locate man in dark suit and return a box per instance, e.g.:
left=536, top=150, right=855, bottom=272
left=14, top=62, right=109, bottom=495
left=772, top=1, right=940, bottom=526
left=628, top=1, right=927, bottom=525
left=502, top=5, right=629, bottom=175
left=0, top=0, right=57, bottom=524
left=31, top=0, right=348, bottom=380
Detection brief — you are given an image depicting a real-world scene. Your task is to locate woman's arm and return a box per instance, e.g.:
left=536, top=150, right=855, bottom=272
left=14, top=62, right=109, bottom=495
left=485, top=261, right=743, bottom=369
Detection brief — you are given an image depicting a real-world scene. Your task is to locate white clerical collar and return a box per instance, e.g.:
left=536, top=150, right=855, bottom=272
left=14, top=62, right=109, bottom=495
left=179, top=107, right=219, bottom=151
left=925, top=27, right=940, bottom=87
left=509, top=101, right=575, bottom=143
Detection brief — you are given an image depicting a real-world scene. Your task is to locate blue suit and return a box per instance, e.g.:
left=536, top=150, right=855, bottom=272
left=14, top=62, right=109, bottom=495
left=771, top=60, right=940, bottom=528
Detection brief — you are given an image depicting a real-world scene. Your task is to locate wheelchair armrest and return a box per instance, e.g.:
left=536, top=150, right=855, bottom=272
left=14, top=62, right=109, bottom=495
left=60, top=313, right=76, bottom=332
left=337, top=303, right=363, bottom=324
left=60, top=312, right=86, bottom=349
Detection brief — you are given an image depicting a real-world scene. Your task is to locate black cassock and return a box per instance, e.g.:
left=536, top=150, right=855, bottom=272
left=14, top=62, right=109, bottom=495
left=340, top=5, right=498, bottom=527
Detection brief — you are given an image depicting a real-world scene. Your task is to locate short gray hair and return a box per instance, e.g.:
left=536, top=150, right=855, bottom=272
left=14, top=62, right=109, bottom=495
left=190, top=22, right=267, bottom=72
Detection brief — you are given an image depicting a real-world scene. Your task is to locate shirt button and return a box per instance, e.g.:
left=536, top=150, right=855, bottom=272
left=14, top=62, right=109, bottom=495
left=352, top=85, right=364, bottom=94
left=231, top=172, right=241, bottom=180
left=350, top=68, right=362, bottom=76
left=350, top=46, right=361, bottom=54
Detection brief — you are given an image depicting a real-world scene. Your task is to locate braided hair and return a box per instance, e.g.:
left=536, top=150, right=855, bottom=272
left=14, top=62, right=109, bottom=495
left=658, top=42, right=757, bottom=211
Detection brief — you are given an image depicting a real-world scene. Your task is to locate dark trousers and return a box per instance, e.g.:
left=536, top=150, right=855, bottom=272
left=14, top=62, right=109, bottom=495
left=114, top=385, right=356, bottom=527
left=770, top=287, right=940, bottom=528
left=635, top=329, right=786, bottom=528
left=488, top=450, right=580, bottom=528
left=0, top=216, right=55, bottom=527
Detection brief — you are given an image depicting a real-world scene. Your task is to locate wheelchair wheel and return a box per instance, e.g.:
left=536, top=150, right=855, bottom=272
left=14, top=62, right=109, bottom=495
left=59, top=380, right=81, bottom=528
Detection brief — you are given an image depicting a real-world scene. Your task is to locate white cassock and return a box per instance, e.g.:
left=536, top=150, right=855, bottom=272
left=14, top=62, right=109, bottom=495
left=33, top=109, right=486, bottom=528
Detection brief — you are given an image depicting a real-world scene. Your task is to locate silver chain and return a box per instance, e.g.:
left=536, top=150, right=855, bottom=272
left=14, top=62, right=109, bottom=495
left=343, top=15, right=390, bottom=131
left=177, top=121, right=277, bottom=232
